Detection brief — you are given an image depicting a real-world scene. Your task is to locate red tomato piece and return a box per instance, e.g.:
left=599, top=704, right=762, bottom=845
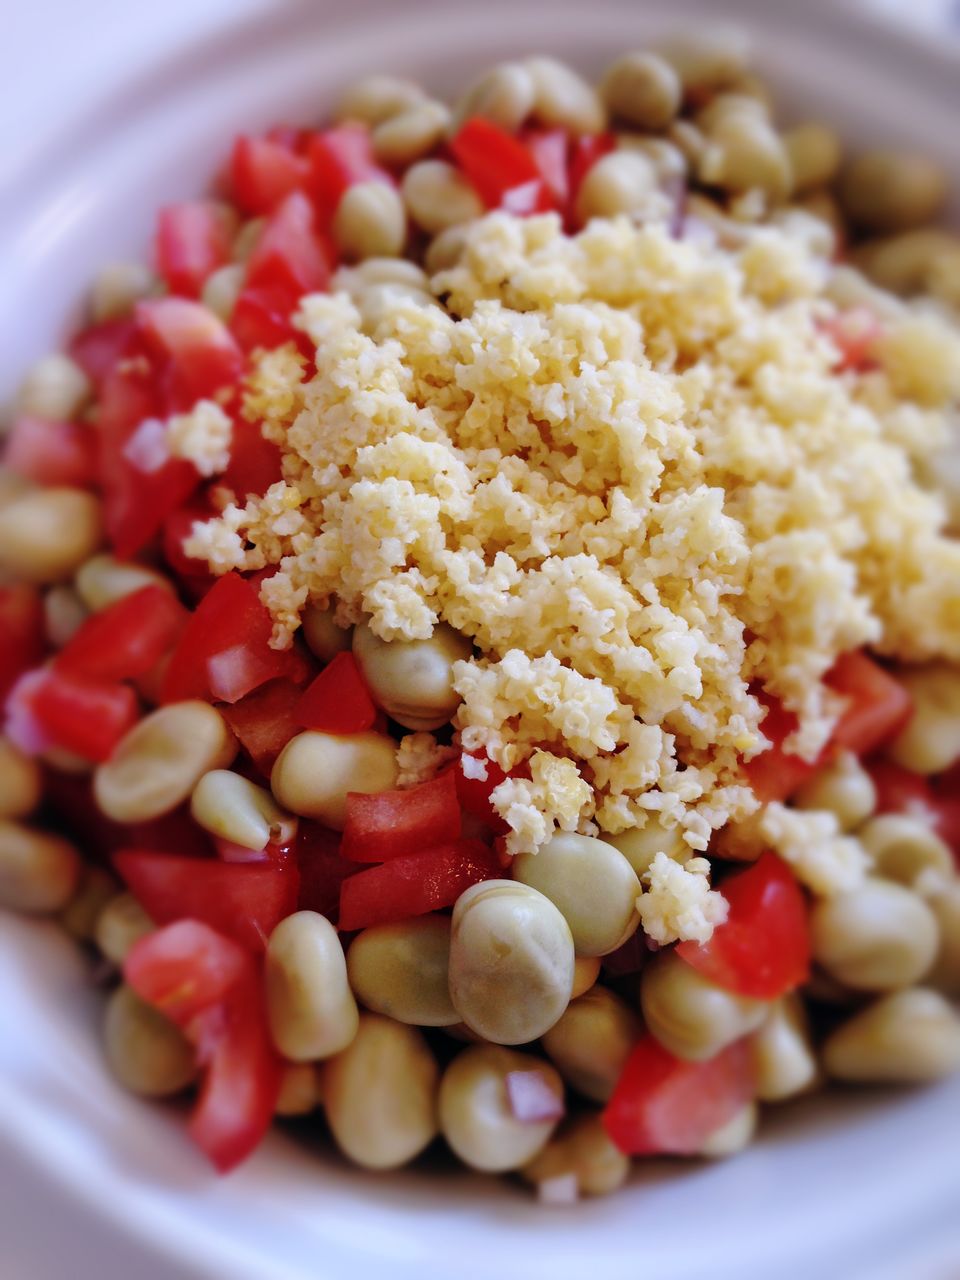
left=161, top=500, right=217, bottom=587
left=0, top=584, right=44, bottom=702
left=30, top=669, right=139, bottom=763
left=341, top=770, right=463, bottom=862
left=742, top=697, right=821, bottom=805
left=135, top=297, right=244, bottom=411
left=449, top=118, right=546, bottom=209
left=521, top=128, right=570, bottom=205
left=230, top=286, right=299, bottom=354
left=869, top=759, right=937, bottom=818
left=220, top=678, right=304, bottom=777
left=161, top=573, right=307, bottom=705
left=307, top=124, right=392, bottom=220
left=188, top=971, right=281, bottom=1172
left=68, top=316, right=140, bottom=388
left=604, top=1037, right=755, bottom=1157
left=219, top=414, right=284, bottom=501
left=454, top=751, right=513, bottom=835
left=230, top=135, right=311, bottom=215
left=55, top=584, right=186, bottom=682
left=245, top=192, right=333, bottom=313
left=294, top=821, right=366, bottom=921
left=676, top=852, right=810, bottom=999
left=294, top=651, right=376, bottom=734
left=4, top=417, right=98, bottom=488
left=124, top=919, right=252, bottom=1023
left=338, top=838, right=500, bottom=931
left=155, top=201, right=234, bottom=298
left=115, top=850, right=300, bottom=952
left=827, top=651, right=913, bottom=757
left=97, top=361, right=201, bottom=557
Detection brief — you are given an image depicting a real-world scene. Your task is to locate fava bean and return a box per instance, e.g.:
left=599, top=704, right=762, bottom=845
left=794, top=750, right=876, bottom=831
left=541, top=986, right=640, bottom=1102
left=401, top=160, right=484, bottom=235
left=94, top=702, right=237, bottom=824
left=0, top=822, right=80, bottom=913
left=607, top=819, right=688, bottom=877
left=453, top=64, right=535, bottom=132
left=658, top=31, right=750, bottom=92
left=599, top=52, right=681, bottom=130
left=94, top=891, right=155, bottom=966
left=232, top=217, right=265, bottom=263
left=16, top=354, right=91, bottom=423
left=201, top=263, right=245, bottom=322
left=90, top=262, right=157, bottom=323
left=352, top=621, right=471, bottom=731
left=74, top=554, right=171, bottom=612
left=103, top=984, right=196, bottom=1098
left=525, top=57, right=606, bottom=134
left=300, top=603, right=353, bottom=663
left=698, top=111, right=791, bottom=201
left=275, top=1062, right=323, bottom=1117
left=571, top=955, right=601, bottom=999
left=575, top=152, right=667, bottom=225
left=43, top=585, right=89, bottom=648
left=439, top=1044, right=563, bottom=1173
left=925, top=880, right=960, bottom=997
left=323, top=1012, right=438, bottom=1169
left=336, top=75, right=426, bottom=127
left=859, top=814, right=953, bottom=890
left=333, top=182, right=407, bottom=261
left=347, top=916, right=457, bottom=1026
left=839, top=150, right=947, bottom=232
left=59, top=866, right=119, bottom=943
left=823, top=988, right=960, bottom=1083
left=782, top=123, right=842, bottom=193
left=0, top=738, right=42, bottom=820
left=270, top=730, right=398, bottom=830
left=265, top=911, right=358, bottom=1062
left=449, top=879, right=574, bottom=1045
left=640, top=949, right=767, bottom=1062
left=522, top=1112, right=630, bottom=1197
left=191, top=769, right=297, bottom=852
left=372, top=100, right=450, bottom=167
left=699, top=1102, right=757, bottom=1157
left=888, top=664, right=960, bottom=775
left=750, top=995, right=818, bottom=1102
left=810, top=878, right=938, bottom=991
left=512, top=833, right=641, bottom=957
left=0, top=488, right=103, bottom=584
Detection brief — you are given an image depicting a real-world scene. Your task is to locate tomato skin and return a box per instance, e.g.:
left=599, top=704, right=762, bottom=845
left=155, top=202, right=234, bottom=298
left=114, top=850, right=300, bottom=952
left=124, top=919, right=251, bottom=1023
left=219, top=415, right=284, bottom=501
left=676, top=852, right=810, bottom=999
left=338, top=838, right=499, bottom=931
left=603, top=1036, right=755, bottom=1157
left=230, top=136, right=310, bottom=215
left=450, top=118, right=546, bottom=209
left=30, top=670, right=139, bottom=763
left=55, top=585, right=186, bottom=682
left=294, top=651, right=377, bottom=735
left=161, top=573, right=308, bottom=706
left=135, top=297, right=244, bottom=412
left=0, top=585, right=45, bottom=702
left=5, top=417, right=98, bottom=489
left=341, top=770, right=463, bottom=862
left=220, top=678, right=304, bottom=777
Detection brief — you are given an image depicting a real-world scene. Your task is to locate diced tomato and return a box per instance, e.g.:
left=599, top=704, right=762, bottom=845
left=4, top=417, right=98, bottom=488
left=115, top=850, right=300, bottom=951
left=245, top=192, right=332, bottom=314
left=188, top=971, right=281, bottom=1172
left=68, top=317, right=140, bottom=389
left=161, top=501, right=217, bottom=586
left=307, top=124, right=392, bottom=220
left=450, top=118, right=548, bottom=210
left=230, top=135, right=311, bottom=216
left=124, top=919, right=252, bottom=1023
left=341, top=770, right=462, bottom=862
left=868, top=760, right=960, bottom=863
left=135, top=297, right=243, bottom=412
left=29, top=669, right=139, bottom=763
left=155, top=202, right=234, bottom=298
left=55, top=585, right=186, bottom=682
left=454, top=751, right=511, bottom=835
left=521, top=128, right=570, bottom=205
left=294, top=821, right=366, bottom=921
left=221, top=678, right=304, bottom=777
left=0, top=585, right=44, bottom=702
left=677, top=853, right=810, bottom=998
left=338, top=838, right=499, bottom=931
left=294, top=651, right=376, bottom=735
left=568, top=133, right=617, bottom=207
left=604, top=1036, right=755, bottom=1157
left=827, top=651, right=913, bottom=757
left=219, top=414, right=284, bottom=500
left=161, top=573, right=308, bottom=705
left=229, top=287, right=298, bottom=354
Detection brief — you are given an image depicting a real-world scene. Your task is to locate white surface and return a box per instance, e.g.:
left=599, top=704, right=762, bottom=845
left=1, top=2, right=960, bottom=1278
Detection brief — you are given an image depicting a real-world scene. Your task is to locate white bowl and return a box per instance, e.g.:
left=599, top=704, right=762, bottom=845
left=1, top=2, right=959, bottom=1276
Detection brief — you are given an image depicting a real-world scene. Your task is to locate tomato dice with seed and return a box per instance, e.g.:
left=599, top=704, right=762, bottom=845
left=161, top=573, right=308, bottom=705
left=155, top=202, right=234, bottom=298
left=341, top=770, right=462, bottom=862
left=220, top=678, right=304, bottom=777
left=115, top=850, right=300, bottom=952
left=55, top=584, right=186, bottom=682
left=307, top=124, right=392, bottom=220
left=245, top=192, right=333, bottom=313
left=338, top=838, right=500, bottom=931
left=450, top=118, right=547, bottom=209
left=69, top=316, right=140, bottom=388
left=5, top=417, right=98, bottom=488
left=125, top=919, right=252, bottom=1023
left=294, top=651, right=376, bottom=735
left=230, top=135, right=311, bottom=215
left=27, top=669, right=138, bottom=763
left=0, top=585, right=44, bottom=702
left=135, top=297, right=243, bottom=411
left=676, top=852, right=810, bottom=999
left=603, top=1036, right=755, bottom=1157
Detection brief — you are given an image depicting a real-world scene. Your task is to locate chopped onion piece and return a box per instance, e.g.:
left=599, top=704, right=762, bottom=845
left=538, top=1174, right=579, bottom=1206
left=505, top=1070, right=564, bottom=1124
